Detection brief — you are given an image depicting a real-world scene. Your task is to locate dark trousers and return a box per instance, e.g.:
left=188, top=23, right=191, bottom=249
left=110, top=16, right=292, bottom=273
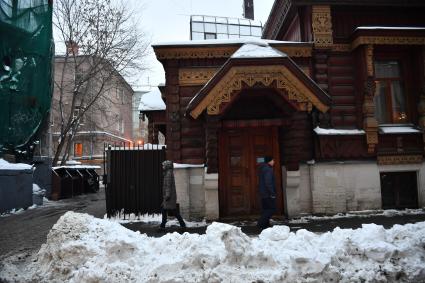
left=257, top=197, right=277, bottom=229
left=160, top=208, right=186, bottom=228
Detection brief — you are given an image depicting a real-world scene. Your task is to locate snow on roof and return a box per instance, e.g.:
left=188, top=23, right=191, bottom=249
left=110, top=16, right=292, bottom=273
left=153, top=38, right=307, bottom=47
left=379, top=126, right=422, bottom=134
left=5, top=211, right=425, bottom=282
left=0, top=158, right=33, bottom=170
left=356, top=26, right=425, bottom=31
left=314, top=127, right=365, bottom=135
left=138, top=87, right=166, bottom=111
left=108, top=143, right=166, bottom=150
left=231, top=42, right=287, bottom=59
left=52, top=165, right=101, bottom=170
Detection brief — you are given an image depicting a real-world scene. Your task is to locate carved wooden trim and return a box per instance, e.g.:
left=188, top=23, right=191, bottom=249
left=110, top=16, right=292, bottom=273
left=352, top=36, right=425, bottom=50
left=267, top=0, right=291, bottom=39
left=312, top=5, right=333, bottom=48
left=332, top=44, right=351, bottom=52
left=333, top=36, right=425, bottom=52
left=179, top=68, right=218, bottom=86
left=377, top=155, right=423, bottom=165
left=221, top=119, right=290, bottom=128
left=155, top=45, right=312, bottom=60
left=365, top=45, right=374, bottom=77
left=156, top=47, right=238, bottom=60
left=362, top=77, right=378, bottom=154
left=275, top=46, right=312, bottom=57
left=189, top=65, right=329, bottom=119
left=300, top=66, right=311, bottom=77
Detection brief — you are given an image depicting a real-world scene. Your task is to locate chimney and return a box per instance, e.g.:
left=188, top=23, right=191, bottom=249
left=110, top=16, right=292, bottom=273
left=65, top=40, right=79, bottom=55
left=243, top=0, right=254, bottom=20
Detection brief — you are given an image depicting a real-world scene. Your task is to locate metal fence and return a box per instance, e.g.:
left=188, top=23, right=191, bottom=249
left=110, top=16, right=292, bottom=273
left=104, top=143, right=166, bottom=218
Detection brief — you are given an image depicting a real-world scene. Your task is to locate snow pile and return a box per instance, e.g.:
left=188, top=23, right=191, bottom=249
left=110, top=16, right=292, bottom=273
left=2, top=212, right=425, bottom=282
left=0, top=158, right=32, bottom=170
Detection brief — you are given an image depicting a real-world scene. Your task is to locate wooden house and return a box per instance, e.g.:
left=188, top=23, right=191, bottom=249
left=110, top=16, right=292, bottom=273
left=152, top=0, right=425, bottom=219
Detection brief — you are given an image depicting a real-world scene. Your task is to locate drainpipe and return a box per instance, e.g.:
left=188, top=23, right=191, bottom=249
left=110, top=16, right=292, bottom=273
left=307, top=159, right=315, bottom=213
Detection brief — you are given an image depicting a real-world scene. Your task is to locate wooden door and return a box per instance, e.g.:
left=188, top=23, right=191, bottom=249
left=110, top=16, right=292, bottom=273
left=219, top=126, right=283, bottom=217
left=380, top=171, right=418, bottom=209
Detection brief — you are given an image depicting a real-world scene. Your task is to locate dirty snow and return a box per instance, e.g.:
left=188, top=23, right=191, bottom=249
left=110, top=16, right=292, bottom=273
left=289, top=208, right=425, bottom=224
left=105, top=212, right=207, bottom=227
left=0, top=158, right=32, bottom=170
left=1, top=211, right=425, bottom=282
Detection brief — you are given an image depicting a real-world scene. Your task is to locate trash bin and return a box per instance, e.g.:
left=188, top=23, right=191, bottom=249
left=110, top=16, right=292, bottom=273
left=51, top=168, right=73, bottom=200
left=67, top=168, right=84, bottom=196
left=0, top=167, right=33, bottom=213
left=79, top=169, right=99, bottom=193
left=86, top=169, right=99, bottom=193
left=52, top=166, right=100, bottom=199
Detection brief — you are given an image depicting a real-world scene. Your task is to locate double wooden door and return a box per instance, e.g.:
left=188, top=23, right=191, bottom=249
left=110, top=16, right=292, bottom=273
left=219, top=126, right=283, bottom=217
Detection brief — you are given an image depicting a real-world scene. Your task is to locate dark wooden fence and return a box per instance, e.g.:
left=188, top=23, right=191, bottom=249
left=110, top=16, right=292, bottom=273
left=104, top=143, right=166, bottom=218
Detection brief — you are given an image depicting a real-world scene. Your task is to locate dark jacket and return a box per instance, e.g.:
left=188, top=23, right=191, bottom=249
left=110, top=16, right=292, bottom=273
left=162, top=160, right=177, bottom=209
left=258, top=163, right=276, bottom=199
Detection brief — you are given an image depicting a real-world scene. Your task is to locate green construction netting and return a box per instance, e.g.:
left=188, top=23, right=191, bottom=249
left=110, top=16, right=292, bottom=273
left=0, top=0, right=53, bottom=154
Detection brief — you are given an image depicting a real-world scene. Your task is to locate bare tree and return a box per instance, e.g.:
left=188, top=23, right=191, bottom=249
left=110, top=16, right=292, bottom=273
left=52, top=0, right=149, bottom=165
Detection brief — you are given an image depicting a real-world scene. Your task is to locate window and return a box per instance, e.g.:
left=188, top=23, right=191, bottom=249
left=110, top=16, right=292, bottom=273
left=74, top=143, right=83, bottom=157
left=228, top=24, right=239, bottom=35
left=73, top=106, right=84, bottom=125
left=192, top=22, right=204, bottom=32
left=191, top=32, right=204, bottom=40
left=216, top=23, right=228, bottom=33
left=374, top=61, right=408, bottom=124
left=117, top=116, right=124, bottom=133
left=240, top=25, right=251, bottom=36
left=204, top=33, right=216, bottom=40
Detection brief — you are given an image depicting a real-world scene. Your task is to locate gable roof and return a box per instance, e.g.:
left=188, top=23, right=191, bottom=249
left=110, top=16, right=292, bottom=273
left=263, top=0, right=425, bottom=39
left=186, top=42, right=331, bottom=119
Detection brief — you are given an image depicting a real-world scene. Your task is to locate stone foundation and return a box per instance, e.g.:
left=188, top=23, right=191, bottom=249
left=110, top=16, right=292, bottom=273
left=173, top=162, right=425, bottom=220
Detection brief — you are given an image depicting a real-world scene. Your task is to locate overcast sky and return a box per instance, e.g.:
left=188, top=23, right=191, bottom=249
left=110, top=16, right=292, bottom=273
left=128, top=0, right=275, bottom=91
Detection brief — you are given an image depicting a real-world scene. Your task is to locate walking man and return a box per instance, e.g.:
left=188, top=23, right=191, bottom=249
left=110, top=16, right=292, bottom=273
left=160, top=160, right=186, bottom=229
left=257, top=156, right=277, bottom=230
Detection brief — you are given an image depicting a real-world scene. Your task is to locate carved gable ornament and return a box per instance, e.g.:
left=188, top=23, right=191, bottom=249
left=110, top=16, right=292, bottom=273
left=189, top=65, right=329, bottom=119
left=312, top=5, right=333, bottom=48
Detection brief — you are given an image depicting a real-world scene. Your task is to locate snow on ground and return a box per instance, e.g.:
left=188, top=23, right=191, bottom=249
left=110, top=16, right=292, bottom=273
left=105, top=212, right=207, bottom=228
left=289, top=208, right=425, bottom=224
left=1, top=211, right=425, bottom=283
